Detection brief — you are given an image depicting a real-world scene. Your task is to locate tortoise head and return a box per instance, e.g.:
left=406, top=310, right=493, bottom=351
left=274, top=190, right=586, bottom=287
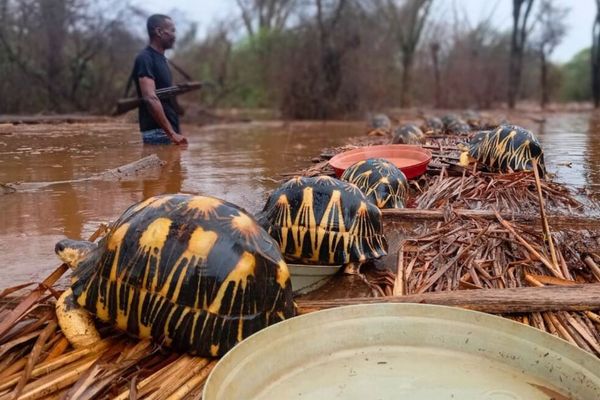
left=457, top=143, right=473, bottom=167
left=55, top=239, right=96, bottom=270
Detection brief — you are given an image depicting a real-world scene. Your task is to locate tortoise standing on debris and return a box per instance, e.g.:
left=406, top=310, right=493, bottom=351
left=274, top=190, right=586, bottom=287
left=258, top=176, right=387, bottom=266
left=341, top=158, right=409, bottom=209
left=391, top=124, right=425, bottom=145
left=459, top=125, right=546, bottom=176
left=369, top=113, right=392, bottom=130
left=421, top=116, right=444, bottom=134
left=442, top=114, right=470, bottom=134
left=55, top=194, right=295, bottom=357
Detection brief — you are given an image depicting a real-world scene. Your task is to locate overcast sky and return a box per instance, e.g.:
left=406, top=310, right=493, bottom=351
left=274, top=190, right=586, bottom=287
left=132, top=0, right=595, bottom=63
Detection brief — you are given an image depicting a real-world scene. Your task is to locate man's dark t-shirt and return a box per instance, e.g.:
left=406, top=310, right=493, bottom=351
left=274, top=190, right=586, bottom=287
left=132, top=46, right=179, bottom=133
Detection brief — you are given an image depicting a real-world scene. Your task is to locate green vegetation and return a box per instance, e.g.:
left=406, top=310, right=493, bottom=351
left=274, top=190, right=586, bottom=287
left=559, top=48, right=592, bottom=102
left=0, top=0, right=596, bottom=116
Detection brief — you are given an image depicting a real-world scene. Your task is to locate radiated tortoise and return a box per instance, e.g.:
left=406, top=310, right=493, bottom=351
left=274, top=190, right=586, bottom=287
left=55, top=194, right=296, bottom=357
left=459, top=125, right=546, bottom=176
left=341, top=158, right=409, bottom=209
left=258, top=176, right=387, bottom=266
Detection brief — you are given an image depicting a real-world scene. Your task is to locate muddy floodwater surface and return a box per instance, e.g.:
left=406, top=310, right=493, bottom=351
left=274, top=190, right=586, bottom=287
left=0, top=114, right=599, bottom=286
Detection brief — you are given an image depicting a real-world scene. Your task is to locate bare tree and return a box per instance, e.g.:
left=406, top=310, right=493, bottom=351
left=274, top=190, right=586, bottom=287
left=533, top=0, right=568, bottom=109
left=316, top=0, right=351, bottom=111
left=278, top=0, right=364, bottom=118
left=0, top=0, right=140, bottom=113
left=430, top=41, right=441, bottom=107
left=425, top=20, right=447, bottom=108
left=174, top=21, right=235, bottom=107
left=508, top=0, right=535, bottom=109
left=236, top=0, right=297, bottom=37
left=593, top=0, right=600, bottom=108
left=386, top=0, right=433, bottom=107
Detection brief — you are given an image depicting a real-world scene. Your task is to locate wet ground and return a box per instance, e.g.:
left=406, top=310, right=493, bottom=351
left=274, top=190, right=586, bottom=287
left=0, top=113, right=599, bottom=286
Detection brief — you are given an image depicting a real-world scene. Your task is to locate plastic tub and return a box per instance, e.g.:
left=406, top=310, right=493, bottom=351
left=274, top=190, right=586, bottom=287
left=328, top=145, right=432, bottom=179
left=287, top=263, right=341, bottom=295
left=204, top=303, right=600, bottom=400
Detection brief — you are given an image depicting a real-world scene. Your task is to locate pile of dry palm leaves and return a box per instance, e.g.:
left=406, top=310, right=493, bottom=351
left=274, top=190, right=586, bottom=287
left=414, top=170, right=583, bottom=213
left=398, top=214, right=600, bottom=356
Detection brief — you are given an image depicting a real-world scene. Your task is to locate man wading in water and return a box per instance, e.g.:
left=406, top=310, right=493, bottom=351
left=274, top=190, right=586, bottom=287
left=132, top=14, right=187, bottom=145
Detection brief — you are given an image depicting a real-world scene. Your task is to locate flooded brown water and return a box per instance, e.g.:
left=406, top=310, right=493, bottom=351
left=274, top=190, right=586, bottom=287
left=0, top=120, right=364, bottom=285
left=0, top=113, right=599, bottom=286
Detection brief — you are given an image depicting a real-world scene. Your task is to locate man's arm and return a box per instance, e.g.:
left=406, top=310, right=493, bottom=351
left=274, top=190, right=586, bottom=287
left=139, top=77, right=187, bottom=145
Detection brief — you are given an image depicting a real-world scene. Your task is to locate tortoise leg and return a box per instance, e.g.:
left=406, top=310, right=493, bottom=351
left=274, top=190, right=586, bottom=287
left=343, top=262, right=361, bottom=275
left=56, top=288, right=101, bottom=348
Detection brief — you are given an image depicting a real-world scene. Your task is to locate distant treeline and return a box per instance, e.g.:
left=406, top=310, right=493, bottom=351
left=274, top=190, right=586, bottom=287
left=0, top=0, right=596, bottom=117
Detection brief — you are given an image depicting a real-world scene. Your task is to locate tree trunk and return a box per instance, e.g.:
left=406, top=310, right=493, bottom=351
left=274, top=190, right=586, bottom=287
left=400, top=54, right=413, bottom=108
left=430, top=43, right=441, bottom=108
left=321, top=46, right=343, bottom=114
left=508, top=29, right=521, bottom=109
left=540, top=50, right=548, bottom=109
left=40, top=0, right=68, bottom=111
left=508, top=0, right=534, bottom=110
left=593, top=4, right=600, bottom=108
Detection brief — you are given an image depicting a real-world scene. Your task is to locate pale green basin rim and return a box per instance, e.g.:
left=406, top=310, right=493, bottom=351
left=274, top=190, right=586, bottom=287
left=287, top=263, right=341, bottom=275
left=204, top=303, right=600, bottom=399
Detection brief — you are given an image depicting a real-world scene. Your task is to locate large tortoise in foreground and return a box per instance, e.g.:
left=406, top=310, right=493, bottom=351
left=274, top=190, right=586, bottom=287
left=258, top=176, right=387, bottom=266
left=55, top=194, right=295, bottom=357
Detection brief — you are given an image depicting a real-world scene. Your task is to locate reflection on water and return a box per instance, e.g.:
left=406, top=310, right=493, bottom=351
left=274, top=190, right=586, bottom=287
left=536, top=113, right=600, bottom=192
left=0, top=121, right=363, bottom=284
left=0, top=114, right=598, bottom=285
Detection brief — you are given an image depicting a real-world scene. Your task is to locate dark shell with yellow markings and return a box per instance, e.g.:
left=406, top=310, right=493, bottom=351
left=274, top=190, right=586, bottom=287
left=468, top=125, right=546, bottom=176
left=258, top=176, right=388, bottom=265
left=442, top=114, right=470, bottom=134
left=341, top=158, right=408, bottom=209
left=422, top=116, right=444, bottom=134
left=71, top=194, right=295, bottom=357
left=391, top=124, right=424, bottom=145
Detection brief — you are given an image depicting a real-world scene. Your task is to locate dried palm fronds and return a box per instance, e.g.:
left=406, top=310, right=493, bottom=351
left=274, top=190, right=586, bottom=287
left=415, top=171, right=582, bottom=213
left=0, top=291, right=216, bottom=400
left=387, top=215, right=600, bottom=355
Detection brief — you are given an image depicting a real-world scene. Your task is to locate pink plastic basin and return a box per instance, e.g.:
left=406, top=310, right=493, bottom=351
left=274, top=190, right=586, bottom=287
left=329, top=144, right=432, bottom=179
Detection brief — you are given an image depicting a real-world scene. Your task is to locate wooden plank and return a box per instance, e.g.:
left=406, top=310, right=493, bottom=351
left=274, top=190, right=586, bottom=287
left=297, top=284, right=600, bottom=314
left=382, top=208, right=600, bottom=230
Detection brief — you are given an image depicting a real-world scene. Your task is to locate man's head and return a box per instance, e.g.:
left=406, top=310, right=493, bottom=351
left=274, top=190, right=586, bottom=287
left=147, top=14, right=176, bottom=50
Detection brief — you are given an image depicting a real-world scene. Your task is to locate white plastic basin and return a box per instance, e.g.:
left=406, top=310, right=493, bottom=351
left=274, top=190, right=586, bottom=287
left=204, top=303, right=600, bottom=400
left=287, top=263, right=341, bottom=295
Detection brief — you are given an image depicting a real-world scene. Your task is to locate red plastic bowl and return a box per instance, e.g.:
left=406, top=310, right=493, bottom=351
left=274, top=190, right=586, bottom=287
left=329, top=144, right=432, bottom=179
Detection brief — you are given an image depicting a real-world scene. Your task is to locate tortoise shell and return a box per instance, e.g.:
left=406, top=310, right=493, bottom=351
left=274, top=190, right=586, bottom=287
left=442, top=114, right=470, bottom=134
left=463, top=110, right=482, bottom=128
left=468, top=125, right=546, bottom=176
left=258, top=176, right=387, bottom=265
left=369, top=113, right=392, bottom=130
left=391, top=124, right=424, bottom=145
left=71, top=194, right=295, bottom=357
left=341, top=158, right=409, bottom=209
left=422, top=116, right=444, bottom=134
